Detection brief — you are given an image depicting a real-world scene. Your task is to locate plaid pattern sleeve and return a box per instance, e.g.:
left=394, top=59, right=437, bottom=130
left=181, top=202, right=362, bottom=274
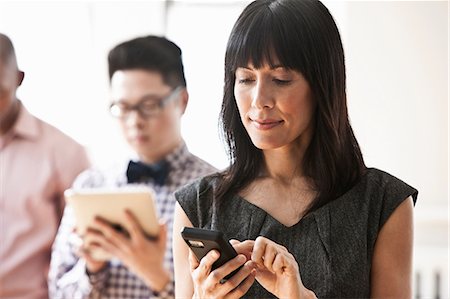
left=48, top=142, right=217, bottom=299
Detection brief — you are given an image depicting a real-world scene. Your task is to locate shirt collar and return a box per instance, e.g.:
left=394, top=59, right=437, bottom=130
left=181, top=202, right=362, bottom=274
left=125, top=141, right=190, bottom=175
left=164, top=140, right=190, bottom=170
left=12, top=101, right=40, bottom=141
left=128, top=141, right=189, bottom=164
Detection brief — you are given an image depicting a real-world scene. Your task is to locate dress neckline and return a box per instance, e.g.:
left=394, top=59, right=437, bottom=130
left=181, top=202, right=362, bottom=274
left=231, top=168, right=374, bottom=229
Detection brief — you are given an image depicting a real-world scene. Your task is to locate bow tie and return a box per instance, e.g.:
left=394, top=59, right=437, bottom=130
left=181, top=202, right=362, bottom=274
left=126, top=160, right=169, bottom=185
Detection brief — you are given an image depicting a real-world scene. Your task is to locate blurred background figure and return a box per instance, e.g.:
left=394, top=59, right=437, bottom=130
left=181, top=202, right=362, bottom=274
left=0, top=33, right=90, bottom=298
left=48, top=35, right=216, bottom=299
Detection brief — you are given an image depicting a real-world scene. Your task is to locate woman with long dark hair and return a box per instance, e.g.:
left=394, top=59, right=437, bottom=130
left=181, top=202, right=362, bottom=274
left=173, top=0, right=418, bottom=297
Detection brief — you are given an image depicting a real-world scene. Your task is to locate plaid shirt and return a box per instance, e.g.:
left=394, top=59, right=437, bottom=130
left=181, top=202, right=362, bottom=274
left=48, top=142, right=216, bottom=299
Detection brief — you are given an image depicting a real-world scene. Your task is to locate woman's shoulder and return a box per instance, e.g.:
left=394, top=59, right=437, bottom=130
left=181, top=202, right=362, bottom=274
left=334, top=167, right=418, bottom=230
left=361, top=168, right=418, bottom=203
left=175, top=172, right=223, bottom=197
left=174, top=172, right=224, bottom=228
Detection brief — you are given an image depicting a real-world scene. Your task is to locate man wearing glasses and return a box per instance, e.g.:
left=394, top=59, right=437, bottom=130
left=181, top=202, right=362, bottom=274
left=49, top=35, right=216, bottom=299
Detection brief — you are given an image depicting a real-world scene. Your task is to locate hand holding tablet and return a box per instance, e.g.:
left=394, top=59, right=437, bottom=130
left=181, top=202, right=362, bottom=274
left=64, top=187, right=159, bottom=261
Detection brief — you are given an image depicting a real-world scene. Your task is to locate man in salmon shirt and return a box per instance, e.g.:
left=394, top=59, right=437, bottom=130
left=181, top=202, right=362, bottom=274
left=0, top=33, right=90, bottom=298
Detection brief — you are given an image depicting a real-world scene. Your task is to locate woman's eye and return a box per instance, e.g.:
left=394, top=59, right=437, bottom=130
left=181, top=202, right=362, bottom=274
left=237, top=78, right=254, bottom=84
left=273, top=79, right=291, bottom=85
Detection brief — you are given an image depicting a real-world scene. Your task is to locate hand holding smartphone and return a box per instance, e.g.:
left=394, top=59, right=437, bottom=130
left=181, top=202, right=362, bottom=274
left=181, top=227, right=243, bottom=282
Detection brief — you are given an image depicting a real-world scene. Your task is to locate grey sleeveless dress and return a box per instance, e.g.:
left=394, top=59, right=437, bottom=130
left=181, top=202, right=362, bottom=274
left=175, top=168, right=418, bottom=298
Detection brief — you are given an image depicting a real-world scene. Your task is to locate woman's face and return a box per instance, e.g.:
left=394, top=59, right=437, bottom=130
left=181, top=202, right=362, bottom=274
left=234, top=63, right=315, bottom=151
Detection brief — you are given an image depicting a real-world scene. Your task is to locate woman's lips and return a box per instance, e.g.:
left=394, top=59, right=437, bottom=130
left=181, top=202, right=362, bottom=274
left=251, top=119, right=283, bottom=130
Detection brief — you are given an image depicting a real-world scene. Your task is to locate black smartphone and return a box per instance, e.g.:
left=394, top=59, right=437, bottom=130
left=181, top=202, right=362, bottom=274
left=181, top=227, right=242, bottom=282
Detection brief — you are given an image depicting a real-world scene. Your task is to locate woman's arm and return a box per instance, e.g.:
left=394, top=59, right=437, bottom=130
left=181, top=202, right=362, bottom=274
left=371, top=196, right=414, bottom=298
left=173, top=203, right=256, bottom=298
left=173, top=202, right=195, bottom=297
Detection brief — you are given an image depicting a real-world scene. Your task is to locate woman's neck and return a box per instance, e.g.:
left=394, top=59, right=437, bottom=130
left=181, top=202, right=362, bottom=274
left=261, top=142, right=307, bottom=184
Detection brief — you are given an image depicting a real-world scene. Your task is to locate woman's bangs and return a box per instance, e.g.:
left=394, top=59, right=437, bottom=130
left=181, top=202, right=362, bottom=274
left=232, top=17, right=303, bottom=72
left=229, top=11, right=275, bottom=69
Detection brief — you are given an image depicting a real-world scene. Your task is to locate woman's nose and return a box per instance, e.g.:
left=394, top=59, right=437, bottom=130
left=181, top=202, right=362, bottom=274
left=251, top=81, right=274, bottom=109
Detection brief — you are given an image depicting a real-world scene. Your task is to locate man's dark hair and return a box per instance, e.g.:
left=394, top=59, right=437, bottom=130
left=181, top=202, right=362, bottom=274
left=108, top=35, right=186, bottom=88
left=0, top=33, right=18, bottom=66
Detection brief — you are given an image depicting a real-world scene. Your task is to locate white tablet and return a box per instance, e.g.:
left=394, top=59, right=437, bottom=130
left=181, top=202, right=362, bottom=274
left=64, top=186, right=159, bottom=261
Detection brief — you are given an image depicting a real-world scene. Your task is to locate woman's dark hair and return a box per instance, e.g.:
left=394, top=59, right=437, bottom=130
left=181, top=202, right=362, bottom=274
left=108, top=35, right=186, bottom=88
left=217, top=0, right=366, bottom=213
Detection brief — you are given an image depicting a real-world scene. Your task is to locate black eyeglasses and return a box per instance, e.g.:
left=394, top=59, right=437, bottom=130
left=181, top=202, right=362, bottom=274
left=109, top=86, right=183, bottom=119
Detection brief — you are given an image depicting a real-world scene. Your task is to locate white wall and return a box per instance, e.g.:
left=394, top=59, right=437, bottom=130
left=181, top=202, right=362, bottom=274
left=166, top=1, right=250, bottom=170
left=346, top=1, right=448, bottom=206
